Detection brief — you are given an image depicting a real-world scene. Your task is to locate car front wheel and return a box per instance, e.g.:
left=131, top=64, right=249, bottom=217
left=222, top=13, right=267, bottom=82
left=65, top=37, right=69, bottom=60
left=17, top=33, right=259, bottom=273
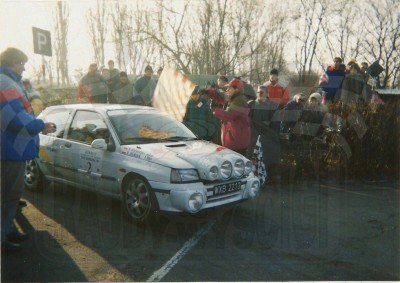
left=122, top=176, right=158, bottom=224
left=24, top=159, right=44, bottom=192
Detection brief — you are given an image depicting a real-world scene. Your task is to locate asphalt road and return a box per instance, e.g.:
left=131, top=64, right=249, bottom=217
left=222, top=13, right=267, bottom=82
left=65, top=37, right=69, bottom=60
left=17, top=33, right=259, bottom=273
left=2, top=179, right=399, bottom=282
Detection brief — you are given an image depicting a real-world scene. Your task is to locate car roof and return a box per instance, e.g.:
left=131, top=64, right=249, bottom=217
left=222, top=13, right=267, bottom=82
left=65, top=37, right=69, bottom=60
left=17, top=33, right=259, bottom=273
left=45, top=103, right=155, bottom=112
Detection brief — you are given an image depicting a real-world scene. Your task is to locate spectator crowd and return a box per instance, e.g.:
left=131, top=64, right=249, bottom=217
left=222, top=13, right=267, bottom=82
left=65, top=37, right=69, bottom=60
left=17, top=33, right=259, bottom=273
left=46, top=56, right=393, bottom=186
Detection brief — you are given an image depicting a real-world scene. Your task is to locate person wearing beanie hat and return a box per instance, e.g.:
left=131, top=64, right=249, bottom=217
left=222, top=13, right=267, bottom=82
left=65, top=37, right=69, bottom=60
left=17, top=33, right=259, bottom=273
left=213, top=78, right=251, bottom=155
left=309, top=92, right=323, bottom=104
left=109, top=71, right=135, bottom=104
left=265, top=68, right=290, bottom=108
left=183, top=85, right=218, bottom=141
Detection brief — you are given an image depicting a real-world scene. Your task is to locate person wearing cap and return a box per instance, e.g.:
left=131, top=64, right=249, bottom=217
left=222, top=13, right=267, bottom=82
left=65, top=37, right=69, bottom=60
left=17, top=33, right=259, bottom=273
left=247, top=85, right=281, bottom=183
left=109, top=71, right=135, bottom=104
left=133, top=65, right=156, bottom=106
left=213, top=78, right=250, bottom=156
left=318, top=57, right=346, bottom=103
left=337, top=63, right=366, bottom=107
left=183, top=85, right=218, bottom=141
left=1, top=47, right=56, bottom=252
left=265, top=68, right=290, bottom=108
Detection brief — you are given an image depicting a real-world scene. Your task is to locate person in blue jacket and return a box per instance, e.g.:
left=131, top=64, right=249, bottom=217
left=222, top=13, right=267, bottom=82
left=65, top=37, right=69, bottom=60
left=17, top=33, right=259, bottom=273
left=319, top=57, right=346, bottom=103
left=0, top=47, right=56, bottom=252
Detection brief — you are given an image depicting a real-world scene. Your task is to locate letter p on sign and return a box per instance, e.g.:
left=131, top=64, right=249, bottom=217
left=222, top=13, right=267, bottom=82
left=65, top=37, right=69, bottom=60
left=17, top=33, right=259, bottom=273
left=32, top=27, right=52, bottom=57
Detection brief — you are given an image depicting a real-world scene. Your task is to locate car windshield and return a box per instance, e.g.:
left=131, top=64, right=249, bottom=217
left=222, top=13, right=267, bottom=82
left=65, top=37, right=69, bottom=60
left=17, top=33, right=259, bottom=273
left=107, top=109, right=197, bottom=145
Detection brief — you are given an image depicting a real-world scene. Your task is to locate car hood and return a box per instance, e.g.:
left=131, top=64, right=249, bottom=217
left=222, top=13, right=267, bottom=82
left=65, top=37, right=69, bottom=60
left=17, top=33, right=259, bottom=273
left=120, top=140, right=246, bottom=169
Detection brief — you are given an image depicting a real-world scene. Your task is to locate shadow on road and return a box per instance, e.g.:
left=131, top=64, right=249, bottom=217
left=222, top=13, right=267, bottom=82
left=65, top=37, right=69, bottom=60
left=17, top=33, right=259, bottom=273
left=1, top=206, right=87, bottom=282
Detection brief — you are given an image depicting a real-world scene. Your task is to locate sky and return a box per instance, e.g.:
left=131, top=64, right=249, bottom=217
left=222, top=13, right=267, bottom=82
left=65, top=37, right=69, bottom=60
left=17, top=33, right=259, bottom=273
left=0, top=0, right=102, bottom=82
left=0, top=0, right=190, bottom=84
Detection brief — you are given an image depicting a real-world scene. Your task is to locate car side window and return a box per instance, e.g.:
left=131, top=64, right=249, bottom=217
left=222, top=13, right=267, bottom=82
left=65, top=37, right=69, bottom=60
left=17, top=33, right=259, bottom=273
left=41, top=108, right=71, bottom=138
left=67, top=110, right=110, bottom=144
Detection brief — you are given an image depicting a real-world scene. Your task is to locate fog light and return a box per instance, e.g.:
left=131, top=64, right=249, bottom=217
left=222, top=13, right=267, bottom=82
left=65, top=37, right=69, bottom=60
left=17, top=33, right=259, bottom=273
left=188, top=193, right=204, bottom=212
left=248, top=180, right=260, bottom=198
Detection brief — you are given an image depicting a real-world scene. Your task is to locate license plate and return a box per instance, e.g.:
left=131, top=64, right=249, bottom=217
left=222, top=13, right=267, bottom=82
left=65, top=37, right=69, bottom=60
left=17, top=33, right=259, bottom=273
left=213, top=181, right=242, bottom=197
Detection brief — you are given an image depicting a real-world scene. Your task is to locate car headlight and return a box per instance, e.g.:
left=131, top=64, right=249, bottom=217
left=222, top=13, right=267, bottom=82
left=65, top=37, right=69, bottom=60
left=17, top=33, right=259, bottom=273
left=188, top=193, right=203, bottom=212
left=233, top=159, right=245, bottom=177
left=244, top=160, right=252, bottom=175
left=171, top=169, right=200, bottom=183
left=220, top=160, right=232, bottom=179
left=209, top=166, right=219, bottom=180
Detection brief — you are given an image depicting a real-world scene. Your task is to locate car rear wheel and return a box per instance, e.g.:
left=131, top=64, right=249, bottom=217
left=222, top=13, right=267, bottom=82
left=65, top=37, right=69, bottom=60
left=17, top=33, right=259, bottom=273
left=122, top=177, right=158, bottom=224
left=24, top=159, right=44, bottom=192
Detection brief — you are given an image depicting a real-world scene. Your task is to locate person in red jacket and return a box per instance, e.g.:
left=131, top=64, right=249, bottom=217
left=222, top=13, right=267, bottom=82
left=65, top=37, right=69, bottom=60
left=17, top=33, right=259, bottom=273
left=265, top=68, right=290, bottom=108
left=213, top=78, right=250, bottom=156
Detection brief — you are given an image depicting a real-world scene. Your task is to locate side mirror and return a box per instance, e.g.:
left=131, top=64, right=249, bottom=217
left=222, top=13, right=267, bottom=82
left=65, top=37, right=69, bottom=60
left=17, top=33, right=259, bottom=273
left=91, top=139, right=108, bottom=150
left=91, top=138, right=116, bottom=152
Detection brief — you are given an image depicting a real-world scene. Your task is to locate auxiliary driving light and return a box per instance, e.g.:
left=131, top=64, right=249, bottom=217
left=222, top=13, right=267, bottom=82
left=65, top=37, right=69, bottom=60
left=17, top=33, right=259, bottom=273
left=188, top=192, right=204, bottom=212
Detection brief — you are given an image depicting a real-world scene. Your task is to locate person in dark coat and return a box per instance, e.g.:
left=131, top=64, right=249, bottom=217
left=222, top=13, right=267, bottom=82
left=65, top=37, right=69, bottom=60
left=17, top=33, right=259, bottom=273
left=109, top=71, right=135, bottom=104
left=183, top=86, right=218, bottom=141
left=247, top=85, right=281, bottom=181
left=337, top=63, right=366, bottom=106
left=107, top=59, right=120, bottom=92
left=133, top=65, right=156, bottom=106
left=281, top=93, right=306, bottom=133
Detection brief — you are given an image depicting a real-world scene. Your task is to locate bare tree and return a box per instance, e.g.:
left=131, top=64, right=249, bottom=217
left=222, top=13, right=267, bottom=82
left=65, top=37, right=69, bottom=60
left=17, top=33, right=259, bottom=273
left=361, top=0, right=400, bottom=88
left=135, top=0, right=286, bottom=82
left=319, top=0, right=360, bottom=65
left=110, top=1, right=129, bottom=70
left=53, top=1, right=69, bottom=86
left=247, top=2, right=289, bottom=84
left=87, top=1, right=108, bottom=67
left=292, top=0, right=328, bottom=84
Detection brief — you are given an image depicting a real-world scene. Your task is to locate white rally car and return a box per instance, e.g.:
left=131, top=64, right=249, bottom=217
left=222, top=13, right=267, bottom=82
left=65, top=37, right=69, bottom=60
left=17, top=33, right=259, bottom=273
left=25, top=104, right=260, bottom=223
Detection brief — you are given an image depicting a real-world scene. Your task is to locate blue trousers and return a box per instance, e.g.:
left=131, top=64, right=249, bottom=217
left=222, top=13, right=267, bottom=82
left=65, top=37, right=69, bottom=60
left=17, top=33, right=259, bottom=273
left=1, top=160, right=25, bottom=242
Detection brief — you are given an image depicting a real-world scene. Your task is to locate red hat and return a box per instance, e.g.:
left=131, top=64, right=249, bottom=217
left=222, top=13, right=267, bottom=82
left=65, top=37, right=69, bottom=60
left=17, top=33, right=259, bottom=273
left=224, top=78, right=244, bottom=90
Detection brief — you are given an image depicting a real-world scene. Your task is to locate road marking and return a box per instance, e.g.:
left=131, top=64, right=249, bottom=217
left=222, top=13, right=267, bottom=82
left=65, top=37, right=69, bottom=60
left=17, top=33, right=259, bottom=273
left=146, top=219, right=216, bottom=282
left=22, top=200, right=132, bottom=281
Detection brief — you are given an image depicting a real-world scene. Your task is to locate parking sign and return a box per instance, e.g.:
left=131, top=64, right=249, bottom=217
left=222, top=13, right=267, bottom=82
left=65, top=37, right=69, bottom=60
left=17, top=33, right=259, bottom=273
left=32, top=27, right=52, bottom=56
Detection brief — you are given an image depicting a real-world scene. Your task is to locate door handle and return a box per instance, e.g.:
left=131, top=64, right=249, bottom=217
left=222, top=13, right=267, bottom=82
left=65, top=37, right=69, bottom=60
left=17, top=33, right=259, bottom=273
left=64, top=142, right=72, bottom=148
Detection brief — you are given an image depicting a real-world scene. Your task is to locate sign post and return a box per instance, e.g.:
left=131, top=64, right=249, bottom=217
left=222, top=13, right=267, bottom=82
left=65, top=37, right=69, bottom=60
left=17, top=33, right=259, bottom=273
left=32, top=27, right=52, bottom=83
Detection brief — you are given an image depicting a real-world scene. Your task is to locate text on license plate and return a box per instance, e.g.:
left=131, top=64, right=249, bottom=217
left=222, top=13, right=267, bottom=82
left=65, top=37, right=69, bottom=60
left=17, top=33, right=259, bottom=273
left=213, top=181, right=242, bottom=196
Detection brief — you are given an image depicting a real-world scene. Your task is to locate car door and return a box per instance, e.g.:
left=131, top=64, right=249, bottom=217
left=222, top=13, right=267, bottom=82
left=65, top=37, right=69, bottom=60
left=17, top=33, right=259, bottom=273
left=64, top=110, right=116, bottom=194
left=38, top=107, right=74, bottom=183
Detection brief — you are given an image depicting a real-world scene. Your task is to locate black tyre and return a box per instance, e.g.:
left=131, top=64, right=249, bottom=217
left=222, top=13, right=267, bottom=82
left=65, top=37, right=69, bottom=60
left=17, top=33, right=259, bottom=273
left=122, top=176, right=159, bottom=224
left=24, top=159, right=44, bottom=192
